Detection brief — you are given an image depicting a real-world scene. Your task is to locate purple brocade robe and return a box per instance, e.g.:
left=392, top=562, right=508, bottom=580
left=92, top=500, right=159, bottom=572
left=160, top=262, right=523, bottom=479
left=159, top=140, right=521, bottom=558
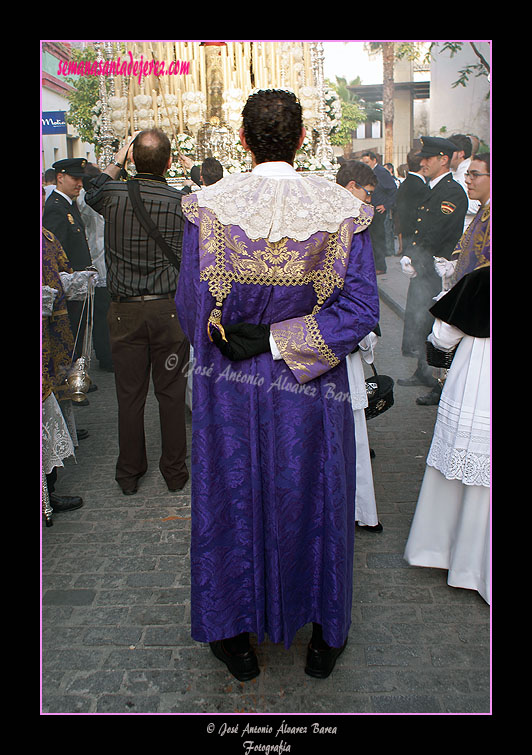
left=451, top=203, right=490, bottom=283
left=176, top=172, right=379, bottom=648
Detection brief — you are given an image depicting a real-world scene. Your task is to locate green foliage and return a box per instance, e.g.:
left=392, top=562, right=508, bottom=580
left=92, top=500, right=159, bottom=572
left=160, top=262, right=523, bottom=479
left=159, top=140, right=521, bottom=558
left=430, top=42, right=490, bottom=92
left=332, top=75, right=361, bottom=103
left=330, top=100, right=365, bottom=147
left=64, top=46, right=102, bottom=146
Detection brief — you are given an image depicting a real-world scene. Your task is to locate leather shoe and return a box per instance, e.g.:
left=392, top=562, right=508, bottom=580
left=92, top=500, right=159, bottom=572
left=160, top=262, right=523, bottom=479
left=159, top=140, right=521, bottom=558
left=305, top=638, right=347, bottom=679
left=356, top=521, right=383, bottom=532
left=397, top=375, right=423, bottom=387
left=121, top=486, right=138, bottom=496
left=77, top=428, right=89, bottom=440
left=167, top=475, right=189, bottom=492
left=416, top=388, right=441, bottom=406
left=50, top=494, right=83, bottom=512
left=398, top=373, right=437, bottom=387
left=209, top=640, right=260, bottom=682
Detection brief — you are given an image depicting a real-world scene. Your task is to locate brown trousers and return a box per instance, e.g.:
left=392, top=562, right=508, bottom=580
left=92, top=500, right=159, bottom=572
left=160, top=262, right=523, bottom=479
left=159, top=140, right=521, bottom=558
left=107, top=297, right=189, bottom=492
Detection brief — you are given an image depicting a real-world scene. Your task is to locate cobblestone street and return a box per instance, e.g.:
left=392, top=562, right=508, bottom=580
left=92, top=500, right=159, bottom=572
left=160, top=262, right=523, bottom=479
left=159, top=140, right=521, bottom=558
left=41, top=258, right=490, bottom=716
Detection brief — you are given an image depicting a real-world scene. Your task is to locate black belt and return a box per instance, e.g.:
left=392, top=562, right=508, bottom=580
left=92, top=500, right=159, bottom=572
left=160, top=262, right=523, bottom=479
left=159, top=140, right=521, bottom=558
left=111, top=293, right=174, bottom=303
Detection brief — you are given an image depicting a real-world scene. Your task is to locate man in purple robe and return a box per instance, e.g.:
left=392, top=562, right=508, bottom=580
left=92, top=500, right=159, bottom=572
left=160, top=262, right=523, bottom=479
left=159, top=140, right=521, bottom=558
left=176, top=89, right=379, bottom=681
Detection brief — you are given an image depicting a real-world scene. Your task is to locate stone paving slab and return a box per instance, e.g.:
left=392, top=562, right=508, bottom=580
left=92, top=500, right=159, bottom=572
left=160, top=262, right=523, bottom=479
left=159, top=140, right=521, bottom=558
left=41, top=287, right=490, bottom=717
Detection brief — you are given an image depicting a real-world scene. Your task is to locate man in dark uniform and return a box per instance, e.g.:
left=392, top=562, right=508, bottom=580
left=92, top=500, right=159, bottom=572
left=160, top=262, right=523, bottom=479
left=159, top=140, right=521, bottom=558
left=361, top=151, right=397, bottom=274
left=394, top=149, right=429, bottom=256
left=85, top=129, right=190, bottom=496
left=397, top=136, right=468, bottom=405
left=43, top=159, right=95, bottom=369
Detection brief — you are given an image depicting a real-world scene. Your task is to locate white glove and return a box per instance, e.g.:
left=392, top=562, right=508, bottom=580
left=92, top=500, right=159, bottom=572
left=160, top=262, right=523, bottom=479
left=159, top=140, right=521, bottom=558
left=400, top=255, right=417, bottom=278
left=433, top=257, right=456, bottom=291
left=59, top=270, right=99, bottom=300
left=42, top=286, right=58, bottom=317
left=358, top=332, right=378, bottom=364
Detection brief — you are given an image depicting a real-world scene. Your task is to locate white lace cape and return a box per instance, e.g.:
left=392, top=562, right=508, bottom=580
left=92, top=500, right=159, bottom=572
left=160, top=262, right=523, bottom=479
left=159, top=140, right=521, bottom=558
left=193, top=163, right=366, bottom=242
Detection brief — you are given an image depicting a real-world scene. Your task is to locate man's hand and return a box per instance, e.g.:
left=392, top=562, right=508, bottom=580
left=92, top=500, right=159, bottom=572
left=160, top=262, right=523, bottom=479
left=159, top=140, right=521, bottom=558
left=178, top=154, right=194, bottom=172
left=104, top=132, right=141, bottom=178
left=211, top=323, right=270, bottom=361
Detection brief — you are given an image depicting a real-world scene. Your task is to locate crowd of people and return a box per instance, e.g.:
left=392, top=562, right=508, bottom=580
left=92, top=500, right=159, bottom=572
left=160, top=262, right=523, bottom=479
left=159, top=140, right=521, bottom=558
left=42, top=90, right=490, bottom=683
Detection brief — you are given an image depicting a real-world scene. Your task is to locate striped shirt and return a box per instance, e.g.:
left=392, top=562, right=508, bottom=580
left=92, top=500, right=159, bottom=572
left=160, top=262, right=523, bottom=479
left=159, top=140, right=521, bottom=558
left=85, top=173, right=187, bottom=297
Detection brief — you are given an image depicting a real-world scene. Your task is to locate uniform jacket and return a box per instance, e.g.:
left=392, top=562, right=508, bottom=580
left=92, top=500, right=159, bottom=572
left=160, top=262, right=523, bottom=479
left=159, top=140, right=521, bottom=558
left=42, top=191, right=92, bottom=272
left=394, top=172, right=429, bottom=243
left=406, top=173, right=468, bottom=278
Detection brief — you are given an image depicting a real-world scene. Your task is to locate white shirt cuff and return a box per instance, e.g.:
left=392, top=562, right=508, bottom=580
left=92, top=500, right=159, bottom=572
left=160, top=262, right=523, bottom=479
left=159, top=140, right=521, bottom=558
left=270, top=332, right=282, bottom=360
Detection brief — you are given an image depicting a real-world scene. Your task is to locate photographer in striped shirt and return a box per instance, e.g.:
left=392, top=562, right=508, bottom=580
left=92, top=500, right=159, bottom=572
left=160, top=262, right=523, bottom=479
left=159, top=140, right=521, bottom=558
left=86, top=129, right=190, bottom=496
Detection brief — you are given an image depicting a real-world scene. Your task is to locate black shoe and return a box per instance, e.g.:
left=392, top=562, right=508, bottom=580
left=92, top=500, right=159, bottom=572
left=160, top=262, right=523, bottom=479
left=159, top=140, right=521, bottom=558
left=416, top=388, right=441, bottom=406
left=356, top=522, right=383, bottom=532
left=398, top=370, right=438, bottom=388
left=305, top=638, right=347, bottom=679
left=77, top=428, right=89, bottom=440
left=398, top=372, right=435, bottom=387
left=397, top=375, right=422, bottom=387
left=87, top=384, right=98, bottom=393
left=209, top=640, right=260, bottom=682
left=50, top=494, right=84, bottom=513
left=121, top=486, right=138, bottom=496
left=167, top=480, right=189, bottom=492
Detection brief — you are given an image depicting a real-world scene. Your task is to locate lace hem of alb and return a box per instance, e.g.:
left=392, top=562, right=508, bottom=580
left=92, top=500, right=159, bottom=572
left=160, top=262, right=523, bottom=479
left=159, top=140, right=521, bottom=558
left=42, top=393, right=76, bottom=475
left=195, top=172, right=366, bottom=242
left=426, top=436, right=490, bottom=487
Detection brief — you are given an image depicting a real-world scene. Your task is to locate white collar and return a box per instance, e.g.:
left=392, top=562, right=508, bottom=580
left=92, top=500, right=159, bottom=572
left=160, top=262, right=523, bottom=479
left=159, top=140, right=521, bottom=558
left=453, top=157, right=470, bottom=178
left=429, top=171, right=451, bottom=189
left=408, top=171, right=426, bottom=181
left=54, top=188, right=73, bottom=205
left=251, top=161, right=300, bottom=179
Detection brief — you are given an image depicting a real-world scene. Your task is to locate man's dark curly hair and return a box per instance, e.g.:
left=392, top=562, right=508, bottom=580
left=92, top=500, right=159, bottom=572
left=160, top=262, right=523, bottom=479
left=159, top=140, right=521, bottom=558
left=242, top=89, right=303, bottom=165
left=336, top=160, right=377, bottom=190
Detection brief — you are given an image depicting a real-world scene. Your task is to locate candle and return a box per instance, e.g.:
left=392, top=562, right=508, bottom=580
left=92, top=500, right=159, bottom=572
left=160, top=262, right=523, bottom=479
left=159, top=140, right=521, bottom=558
left=177, top=87, right=183, bottom=132
left=151, top=89, right=158, bottom=129
left=224, top=48, right=230, bottom=90
left=199, top=44, right=206, bottom=93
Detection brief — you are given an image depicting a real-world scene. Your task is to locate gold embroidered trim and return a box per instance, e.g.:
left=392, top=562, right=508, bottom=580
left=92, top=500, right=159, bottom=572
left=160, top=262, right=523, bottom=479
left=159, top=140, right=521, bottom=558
left=197, top=209, right=355, bottom=312
left=303, top=314, right=341, bottom=368
left=184, top=193, right=369, bottom=343
left=182, top=195, right=199, bottom=223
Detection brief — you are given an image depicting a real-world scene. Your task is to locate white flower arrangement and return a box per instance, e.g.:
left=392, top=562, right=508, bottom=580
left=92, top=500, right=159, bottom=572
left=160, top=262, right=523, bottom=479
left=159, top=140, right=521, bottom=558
left=299, top=85, right=320, bottom=129
left=324, top=86, right=342, bottom=134
left=181, top=91, right=206, bottom=134
left=167, top=133, right=197, bottom=178
left=222, top=88, right=245, bottom=131
left=295, top=134, right=336, bottom=172
left=172, top=133, right=196, bottom=157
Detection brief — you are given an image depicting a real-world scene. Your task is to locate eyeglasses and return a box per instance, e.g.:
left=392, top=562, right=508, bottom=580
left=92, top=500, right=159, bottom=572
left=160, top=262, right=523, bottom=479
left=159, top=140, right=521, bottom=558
left=355, top=182, right=374, bottom=198
left=465, top=171, right=490, bottom=179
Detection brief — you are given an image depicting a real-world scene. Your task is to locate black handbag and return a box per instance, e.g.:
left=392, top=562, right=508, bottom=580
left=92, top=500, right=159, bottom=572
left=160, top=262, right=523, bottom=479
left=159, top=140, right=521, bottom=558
left=365, top=363, right=394, bottom=420
left=425, top=339, right=457, bottom=369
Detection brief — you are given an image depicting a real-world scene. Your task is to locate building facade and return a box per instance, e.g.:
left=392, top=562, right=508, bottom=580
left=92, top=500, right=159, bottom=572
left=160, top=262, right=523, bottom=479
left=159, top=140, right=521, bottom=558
left=41, top=41, right=96, bottom=173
